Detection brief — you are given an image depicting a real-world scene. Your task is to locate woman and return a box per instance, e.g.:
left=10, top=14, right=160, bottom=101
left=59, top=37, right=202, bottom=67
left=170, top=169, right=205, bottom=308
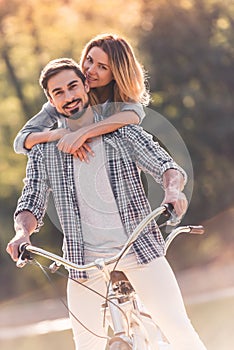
left=14, top=33, right=149, bottom=160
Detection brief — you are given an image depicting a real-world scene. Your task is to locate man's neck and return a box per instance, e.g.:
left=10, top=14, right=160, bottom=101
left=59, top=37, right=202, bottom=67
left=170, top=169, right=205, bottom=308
left=66, top=106, right=94, bottom=131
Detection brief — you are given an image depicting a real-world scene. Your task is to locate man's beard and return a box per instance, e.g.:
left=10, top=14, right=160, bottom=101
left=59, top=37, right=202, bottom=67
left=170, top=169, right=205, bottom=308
left=61, top=98, right=90, bottom=120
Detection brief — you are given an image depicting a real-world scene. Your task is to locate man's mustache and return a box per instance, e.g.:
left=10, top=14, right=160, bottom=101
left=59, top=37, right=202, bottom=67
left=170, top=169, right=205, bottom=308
left=60, top=98, right=90, bottom=120
left=63, top=98, right=81, bottom=109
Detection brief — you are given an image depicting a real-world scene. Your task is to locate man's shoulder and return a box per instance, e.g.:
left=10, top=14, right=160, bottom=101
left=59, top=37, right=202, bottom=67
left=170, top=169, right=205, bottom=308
left=117, top=124, right=152, bottom=142
left=111, top=125, right=156, bottom=153
left=43, top=101, right=60, bottom=117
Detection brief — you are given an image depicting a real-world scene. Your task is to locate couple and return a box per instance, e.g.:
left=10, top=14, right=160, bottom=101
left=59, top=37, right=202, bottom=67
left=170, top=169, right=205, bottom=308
left=7, top=34, right=207, bottom=350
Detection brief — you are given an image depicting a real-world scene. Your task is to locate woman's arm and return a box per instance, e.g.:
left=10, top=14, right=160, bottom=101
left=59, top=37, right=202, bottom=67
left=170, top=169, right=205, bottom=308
left=28, top=106, right=142, bottom=151
left=119, top=102, right=145, bottom=124
left=14, top=102, right=62, bottom=154
left=24, top=128, right=69, bottom=150
left=15, top=101, right=145, bottom=161
left=57, top=105, right=145, bottom=160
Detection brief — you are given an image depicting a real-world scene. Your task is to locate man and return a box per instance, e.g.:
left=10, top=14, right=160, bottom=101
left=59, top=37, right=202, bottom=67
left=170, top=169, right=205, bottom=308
left=7, top=58, right=206, bottom=350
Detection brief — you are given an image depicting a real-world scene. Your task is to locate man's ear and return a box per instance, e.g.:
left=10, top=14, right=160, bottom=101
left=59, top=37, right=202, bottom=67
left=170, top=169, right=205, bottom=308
left=48, top=95, right=55, bottom=107
left=45, top=89, right=55, bottom=106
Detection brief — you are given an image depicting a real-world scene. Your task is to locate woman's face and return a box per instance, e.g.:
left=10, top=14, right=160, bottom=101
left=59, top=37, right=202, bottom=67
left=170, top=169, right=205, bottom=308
left=83, top=47, right=114, bottom=89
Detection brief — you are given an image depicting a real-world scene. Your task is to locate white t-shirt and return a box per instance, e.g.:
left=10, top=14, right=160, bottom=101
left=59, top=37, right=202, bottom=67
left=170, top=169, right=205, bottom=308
left=73, top=136, right=128, bottom=261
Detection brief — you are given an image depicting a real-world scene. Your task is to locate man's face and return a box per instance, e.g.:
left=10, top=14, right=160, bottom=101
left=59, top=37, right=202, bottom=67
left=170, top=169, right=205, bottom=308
left=47, top=70, right=90, bottom=117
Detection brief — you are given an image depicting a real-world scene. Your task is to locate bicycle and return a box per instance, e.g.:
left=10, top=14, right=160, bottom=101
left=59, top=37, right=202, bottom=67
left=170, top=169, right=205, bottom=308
left=16, top=204, right=204, bottom=350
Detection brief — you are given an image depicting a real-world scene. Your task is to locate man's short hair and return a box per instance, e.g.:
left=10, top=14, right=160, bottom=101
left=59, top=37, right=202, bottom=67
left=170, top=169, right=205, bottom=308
left=39, top=58, right=86, bottom=96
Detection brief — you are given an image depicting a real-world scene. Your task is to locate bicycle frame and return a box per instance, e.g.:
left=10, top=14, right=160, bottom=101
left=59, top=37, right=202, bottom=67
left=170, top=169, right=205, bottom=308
left=16, top=205, right=204, bottom=349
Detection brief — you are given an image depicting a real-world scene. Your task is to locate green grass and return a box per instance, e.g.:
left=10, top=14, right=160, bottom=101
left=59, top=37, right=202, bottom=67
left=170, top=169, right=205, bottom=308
left=1, top=296, right=234, bottom=350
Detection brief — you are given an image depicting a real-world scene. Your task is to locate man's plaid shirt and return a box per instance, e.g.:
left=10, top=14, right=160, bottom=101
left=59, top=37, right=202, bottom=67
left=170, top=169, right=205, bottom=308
left=15, top=124, right=187, bottom=279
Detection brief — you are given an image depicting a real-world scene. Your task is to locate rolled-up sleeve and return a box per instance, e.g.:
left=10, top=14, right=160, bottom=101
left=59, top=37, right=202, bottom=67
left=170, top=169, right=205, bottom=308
left=100, top=102, right=145, bottom=124
left=14, top=145, right=50, bottom=230
left=123, top=125, right=187, bottom=186
left=121, top=102, right=145, bottom=123
left=13, top=102, right=61, bottom=155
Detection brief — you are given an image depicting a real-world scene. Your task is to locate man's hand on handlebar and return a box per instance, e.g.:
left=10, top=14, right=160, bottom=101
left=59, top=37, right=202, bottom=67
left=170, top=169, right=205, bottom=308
left=162, top=168, right=188, bottom=221
left=6, top=211, right=36, bottom=262
left=6, top=231, right=31, bottom=262
left=162, top=191, right=188, bottom=220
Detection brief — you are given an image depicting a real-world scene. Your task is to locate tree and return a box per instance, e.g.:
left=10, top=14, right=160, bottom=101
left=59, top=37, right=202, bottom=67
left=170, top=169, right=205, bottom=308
left=0, top=0, right=145, bottom=299
left=138, top=0, right=234, bottom=222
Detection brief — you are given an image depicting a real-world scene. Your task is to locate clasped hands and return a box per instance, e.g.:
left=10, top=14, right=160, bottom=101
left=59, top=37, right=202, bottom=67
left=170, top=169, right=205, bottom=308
left=56, top=128, right=94, bottom=162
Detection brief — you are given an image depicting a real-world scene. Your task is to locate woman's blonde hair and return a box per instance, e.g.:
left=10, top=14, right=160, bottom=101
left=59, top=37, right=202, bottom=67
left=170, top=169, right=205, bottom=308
left=80, top=33, right=150, bottom=106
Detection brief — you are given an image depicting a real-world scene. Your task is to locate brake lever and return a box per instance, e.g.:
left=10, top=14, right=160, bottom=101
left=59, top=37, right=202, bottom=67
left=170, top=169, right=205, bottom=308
left=160, top=204, right=181, bottom=227
left=16, top=243, right=33, bottom=268
left=49, top=261, right=62, bottom=273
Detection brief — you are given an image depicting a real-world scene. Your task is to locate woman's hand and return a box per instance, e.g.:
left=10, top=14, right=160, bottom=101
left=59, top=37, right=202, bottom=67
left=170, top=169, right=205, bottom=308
left=57, top=129, right=94, bottom=162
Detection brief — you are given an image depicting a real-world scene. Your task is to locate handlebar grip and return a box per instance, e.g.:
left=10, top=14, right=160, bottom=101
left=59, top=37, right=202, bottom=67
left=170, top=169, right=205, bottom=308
left=18, top=243, right=32, bottom=260
left=160, top=204, right=181, bottom=227
left=163, top=203, right=174, bottom=217
left=189, top=225, right=205, bottom=234
left=19, top=243, right=29, bottom=254
left=16, top=243, right=32, bottom=268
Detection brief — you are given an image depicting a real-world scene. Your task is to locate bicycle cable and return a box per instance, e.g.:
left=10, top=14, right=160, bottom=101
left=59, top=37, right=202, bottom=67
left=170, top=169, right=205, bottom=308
left=29, top=257, right=130, bottom=340
left=102, top=239, right=136, bottom=331
left=102, top=219, right=166, bottom=330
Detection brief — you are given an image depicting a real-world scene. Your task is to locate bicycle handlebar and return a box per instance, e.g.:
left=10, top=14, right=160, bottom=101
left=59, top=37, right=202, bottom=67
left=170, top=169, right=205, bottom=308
left=17, top=205, right=167, bottom=269
left=164, top=225, right=204, bottom=251
left=16, top=205, right=204, bottom=272
left=189, top=226, right=204, bottom=235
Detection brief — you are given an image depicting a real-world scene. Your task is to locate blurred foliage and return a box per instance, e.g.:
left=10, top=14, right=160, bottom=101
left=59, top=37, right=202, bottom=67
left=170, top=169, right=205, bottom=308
left=0, top=0, right=233, bottom=299
left=138, top=0, right=234, bottom=221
